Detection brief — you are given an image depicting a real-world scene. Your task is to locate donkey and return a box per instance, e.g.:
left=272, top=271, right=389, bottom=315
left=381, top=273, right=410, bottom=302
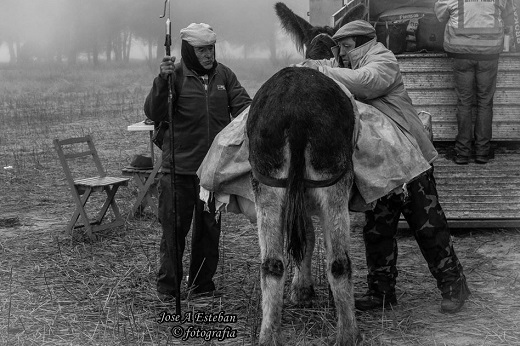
left=275, top=1, right=367, bottom=60
left=247, top=66, right=359, bottom=345
left=244, top=4, right=369, bottom=345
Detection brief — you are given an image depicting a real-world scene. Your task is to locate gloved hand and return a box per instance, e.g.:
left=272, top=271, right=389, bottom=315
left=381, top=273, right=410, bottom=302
left=291, top=59, right=320, bottom=70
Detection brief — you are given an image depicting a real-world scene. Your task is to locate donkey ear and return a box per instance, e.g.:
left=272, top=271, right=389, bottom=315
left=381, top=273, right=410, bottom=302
left=275, top=2, right=315, bottom=53
left=334, top=3, right=367, bottom=31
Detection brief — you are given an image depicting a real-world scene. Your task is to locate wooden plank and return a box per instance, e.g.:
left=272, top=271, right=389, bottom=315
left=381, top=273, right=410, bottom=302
left=400, top=218, right=520, bottom=228
left=437, top=191, right=520, bottom=198
left=441, top=208, right=520, bottom=216
left=64, top=150, right=94, bottom=159
left=429, top=125, right=520, bottom=141
left=440, top=202, right=520, bottom=211
left=435, top=171, right=520, bottom=178
left=399, top=61, right=520, bottom=73
left=121, top=168, right=154, bottom=174
left=398, top=143, right=520, bottom=228
left=397, top=53, right=520, bottom=72
left=418, top=106, right=520, bottom=122
left=444, top=219, right=520, bottom=228
left=435, top=175, right=520, bottom=183
left=435, top=167, right=520, bottom=174
left=435, top=160, right=520, bottom=168
left=408, top=89, right=520, bottom=106
left=433, top=143, right=520, bottom=225
left=56, top=135, right=91, bottom=145
left=75, top=176, right=130, bottom=186
left=402, top=72, right=520, bottom=89
left=127, top=121, right=154, bottom=131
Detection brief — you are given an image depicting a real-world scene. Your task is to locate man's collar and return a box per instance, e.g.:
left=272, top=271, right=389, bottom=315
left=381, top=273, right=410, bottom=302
left=338, top=38, right=377, bottom=69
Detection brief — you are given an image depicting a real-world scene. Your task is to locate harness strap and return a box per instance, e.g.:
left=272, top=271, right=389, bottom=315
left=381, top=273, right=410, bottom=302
left=252, top=168, right=348, bottom=189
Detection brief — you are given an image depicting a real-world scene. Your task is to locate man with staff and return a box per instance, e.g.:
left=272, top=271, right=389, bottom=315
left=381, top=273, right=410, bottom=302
left=144, top=22, right=251, bottom=301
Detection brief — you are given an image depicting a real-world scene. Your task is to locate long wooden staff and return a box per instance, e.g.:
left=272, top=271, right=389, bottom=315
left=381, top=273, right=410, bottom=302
left=160, top=0, right=181, bottom=315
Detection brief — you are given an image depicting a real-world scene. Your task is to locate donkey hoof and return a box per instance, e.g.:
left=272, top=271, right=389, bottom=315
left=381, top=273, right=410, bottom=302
left=290, top=285, right=316, bottom=306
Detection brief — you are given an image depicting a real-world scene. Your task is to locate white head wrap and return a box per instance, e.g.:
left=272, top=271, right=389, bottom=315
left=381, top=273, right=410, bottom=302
left=180, top=23, right=217, bottom=47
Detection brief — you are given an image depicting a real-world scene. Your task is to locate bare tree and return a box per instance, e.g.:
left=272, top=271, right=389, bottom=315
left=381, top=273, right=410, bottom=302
left=1, top=0, right=308, bottom=66
left=0, top=0, right=24, bottom=64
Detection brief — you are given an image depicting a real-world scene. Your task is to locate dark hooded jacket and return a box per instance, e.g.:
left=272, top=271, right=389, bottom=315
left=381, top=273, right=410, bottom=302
left=144, top=61, right=251, bottom=174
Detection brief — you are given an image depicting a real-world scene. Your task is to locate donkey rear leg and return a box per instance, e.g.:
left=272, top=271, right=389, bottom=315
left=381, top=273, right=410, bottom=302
left=290, top=215, right=316, bottom=306
left=256, top=185, right=286, bottom=346
left=318, top=187, right=359, bottom=345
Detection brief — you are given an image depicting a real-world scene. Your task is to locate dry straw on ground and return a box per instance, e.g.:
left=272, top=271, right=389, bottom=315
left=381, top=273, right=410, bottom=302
left=1, top=63, right=520, bottom=345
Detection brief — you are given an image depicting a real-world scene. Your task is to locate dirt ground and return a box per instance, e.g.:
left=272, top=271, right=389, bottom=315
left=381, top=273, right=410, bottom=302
left=1, top=204, right=519, bottom=345
left=1, top=64, right=519, bottom=345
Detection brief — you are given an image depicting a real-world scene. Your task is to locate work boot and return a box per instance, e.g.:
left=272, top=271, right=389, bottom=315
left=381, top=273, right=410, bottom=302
left=441, top=279, right=470, bottom=313
left=453, top=154, right=469, bottom=165
left=475, top=155, right=489, bottom=164
left=441, top=289, right=470, bottom=313
left=355, top=290, right=397, bottom=311
left=440, top=296, right=466, bottom=313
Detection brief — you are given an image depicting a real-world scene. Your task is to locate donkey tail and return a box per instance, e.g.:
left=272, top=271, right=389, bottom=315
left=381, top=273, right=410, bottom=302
left=283, top=142, right=308, bottom=266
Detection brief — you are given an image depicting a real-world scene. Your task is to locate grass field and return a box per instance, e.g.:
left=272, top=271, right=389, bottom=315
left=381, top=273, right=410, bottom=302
left=1, top=60, right=520, bottom=346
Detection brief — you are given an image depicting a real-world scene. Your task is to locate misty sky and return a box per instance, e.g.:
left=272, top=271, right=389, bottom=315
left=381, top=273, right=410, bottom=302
left=0, top=0, right=310, bottom=63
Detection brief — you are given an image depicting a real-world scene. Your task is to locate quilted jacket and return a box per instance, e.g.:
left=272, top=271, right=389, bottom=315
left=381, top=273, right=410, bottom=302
left=313, top=37, right=438, bottom=164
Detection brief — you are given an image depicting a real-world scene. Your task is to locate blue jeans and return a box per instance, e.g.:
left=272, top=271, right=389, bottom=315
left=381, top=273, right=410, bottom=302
left=452, top=58, right=498, bottom=157
left=157, top=174, right=221, bottom=296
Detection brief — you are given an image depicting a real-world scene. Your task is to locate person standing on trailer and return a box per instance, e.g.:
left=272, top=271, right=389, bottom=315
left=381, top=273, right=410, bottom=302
left=435, top=0, right=513, bottom=164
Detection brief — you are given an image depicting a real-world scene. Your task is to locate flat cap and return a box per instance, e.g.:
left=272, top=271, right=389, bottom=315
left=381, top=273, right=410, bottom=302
left=332, top=19, right=376, bottom=41
left=180, top=23, right=217, bottom=47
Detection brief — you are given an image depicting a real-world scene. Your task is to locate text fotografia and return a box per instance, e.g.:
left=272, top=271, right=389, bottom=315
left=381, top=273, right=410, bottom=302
left=158, top=311, right=238, bottom=324
left=158, top=311, right=238, bottom=341
left=170, top=325, right=237, bottom=341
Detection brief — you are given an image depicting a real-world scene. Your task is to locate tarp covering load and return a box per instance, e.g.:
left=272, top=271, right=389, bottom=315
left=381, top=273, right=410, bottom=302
left=197, top=86, right=432, bottom=220
left=197, top=107, right=254, bottom=202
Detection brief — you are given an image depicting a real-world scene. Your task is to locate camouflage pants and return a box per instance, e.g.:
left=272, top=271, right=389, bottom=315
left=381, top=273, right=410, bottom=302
left=363, top=168, right=470, bottom=299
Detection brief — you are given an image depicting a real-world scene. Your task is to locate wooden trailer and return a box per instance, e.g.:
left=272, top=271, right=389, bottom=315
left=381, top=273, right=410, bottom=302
left=309, top=0, right=520, bottom=228
left=399, top=53, right=520, bottom=228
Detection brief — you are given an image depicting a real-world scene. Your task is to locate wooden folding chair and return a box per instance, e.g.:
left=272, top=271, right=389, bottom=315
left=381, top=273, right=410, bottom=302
left=53, top=135, right=130, bottom=239
left=121, top=164, right=161, bottom=218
